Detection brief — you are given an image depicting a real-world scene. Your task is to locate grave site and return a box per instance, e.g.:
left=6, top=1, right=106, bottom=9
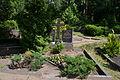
left=0, top=0, right=120, bottom=80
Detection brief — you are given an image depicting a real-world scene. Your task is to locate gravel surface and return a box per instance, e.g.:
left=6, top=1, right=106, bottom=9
left=73, top=35, right=104, bottom=47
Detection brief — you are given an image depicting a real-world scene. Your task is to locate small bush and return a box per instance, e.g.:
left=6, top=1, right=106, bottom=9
left=10, top=54, right=23, bottom=68
left=61, top=55, right=96, bottom=79
left=10, top=50, right=46, bottom=71
left=52, top=42, right=64, bottom=53
left=29, top=51, right=46, bottom=71
left=81, top=25, right=104, bottom=36
left=103, top=31, right=120, bottom=57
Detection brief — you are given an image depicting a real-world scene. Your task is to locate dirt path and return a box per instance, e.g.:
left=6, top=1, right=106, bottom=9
left=73, top=35, right=105, bottom=47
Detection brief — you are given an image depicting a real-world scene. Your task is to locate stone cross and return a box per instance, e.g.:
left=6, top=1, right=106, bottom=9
left=54, top=18, right=65, bottom=42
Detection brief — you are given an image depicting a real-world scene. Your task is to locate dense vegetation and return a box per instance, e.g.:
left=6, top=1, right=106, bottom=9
left=0, top=0, right=120, bottom=50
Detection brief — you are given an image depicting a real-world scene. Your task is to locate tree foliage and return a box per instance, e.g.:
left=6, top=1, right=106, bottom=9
left=1, top=0, right=120, bottom=50
left=0, top=0, right=25, bottom=21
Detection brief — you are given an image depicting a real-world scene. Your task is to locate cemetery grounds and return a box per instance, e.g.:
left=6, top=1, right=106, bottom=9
left=0, top=32, right=120, bottom=80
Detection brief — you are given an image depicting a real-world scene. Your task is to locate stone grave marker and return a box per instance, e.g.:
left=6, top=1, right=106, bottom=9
left=62, top=29, right=73, bottom=42
left=62, top=28, right=73, bottom=49
left=54, top=18, right=65, bottom=42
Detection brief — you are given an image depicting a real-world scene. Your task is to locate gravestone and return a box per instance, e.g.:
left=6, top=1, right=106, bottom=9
left=62, top=29, right=73, bottom=42
left=62, top=28, right=73, bottom=49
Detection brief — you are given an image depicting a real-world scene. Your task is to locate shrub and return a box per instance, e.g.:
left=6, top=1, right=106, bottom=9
left=10, top=54, right=23, bottom=68
left=34, top=35, right=49, bottom=52
left=81, top=25, right=104, bottom=36
left=11, top=54, right=23, bottom=62
left=52, top=42, right=64, bottom=53
left=28, top=51, right=46, bottom=71
left=103, top=31, right=120, bottom=57
left=99, top=26, right=109, bottom=36
left=113, top=25, right=120, bottom=34
left=21, top=35, right=49, bottom=54
left=10, top=50, right=46, bottom=71
left=61, top=55, right=96, bottom=79
left=4, top=20, right=19, bottom=30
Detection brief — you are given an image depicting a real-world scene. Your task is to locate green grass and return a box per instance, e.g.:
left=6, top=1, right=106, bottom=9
left=78, top=42, right=105, bottom=53
left=73, top=32, right=84, bottom=36
left=77, top=42, right=120, bottom=80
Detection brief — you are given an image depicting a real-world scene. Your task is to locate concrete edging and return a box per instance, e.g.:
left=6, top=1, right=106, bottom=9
left=95, top=47, right=120, bottom=71
left=83, top=50, right=112, bottom=78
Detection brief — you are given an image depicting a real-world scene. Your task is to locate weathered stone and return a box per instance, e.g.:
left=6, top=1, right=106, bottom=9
left=10, top=30, right=21, bottom=38
left=64, top=42, right=73, bottom=50
left=62, top=28, right=73, bottom=49
left=62, top=29, right=73, bottom=42
left=54, top=18, right=65, bottom=42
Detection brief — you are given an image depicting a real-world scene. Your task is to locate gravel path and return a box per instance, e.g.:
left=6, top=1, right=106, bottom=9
left=73, top=35, right=104, bottom=47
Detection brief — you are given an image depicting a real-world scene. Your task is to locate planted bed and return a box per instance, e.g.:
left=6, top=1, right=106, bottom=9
left=0, top=48, right=112, bottom=80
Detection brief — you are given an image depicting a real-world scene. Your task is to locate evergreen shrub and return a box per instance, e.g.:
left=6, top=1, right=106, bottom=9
left=103, top=31, right=120, bottom=57
left=61, top=55, right=96, bottom=79
left=82, top=25, right=104, bottom=36
left=10, top=50, right=46, bottom=71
